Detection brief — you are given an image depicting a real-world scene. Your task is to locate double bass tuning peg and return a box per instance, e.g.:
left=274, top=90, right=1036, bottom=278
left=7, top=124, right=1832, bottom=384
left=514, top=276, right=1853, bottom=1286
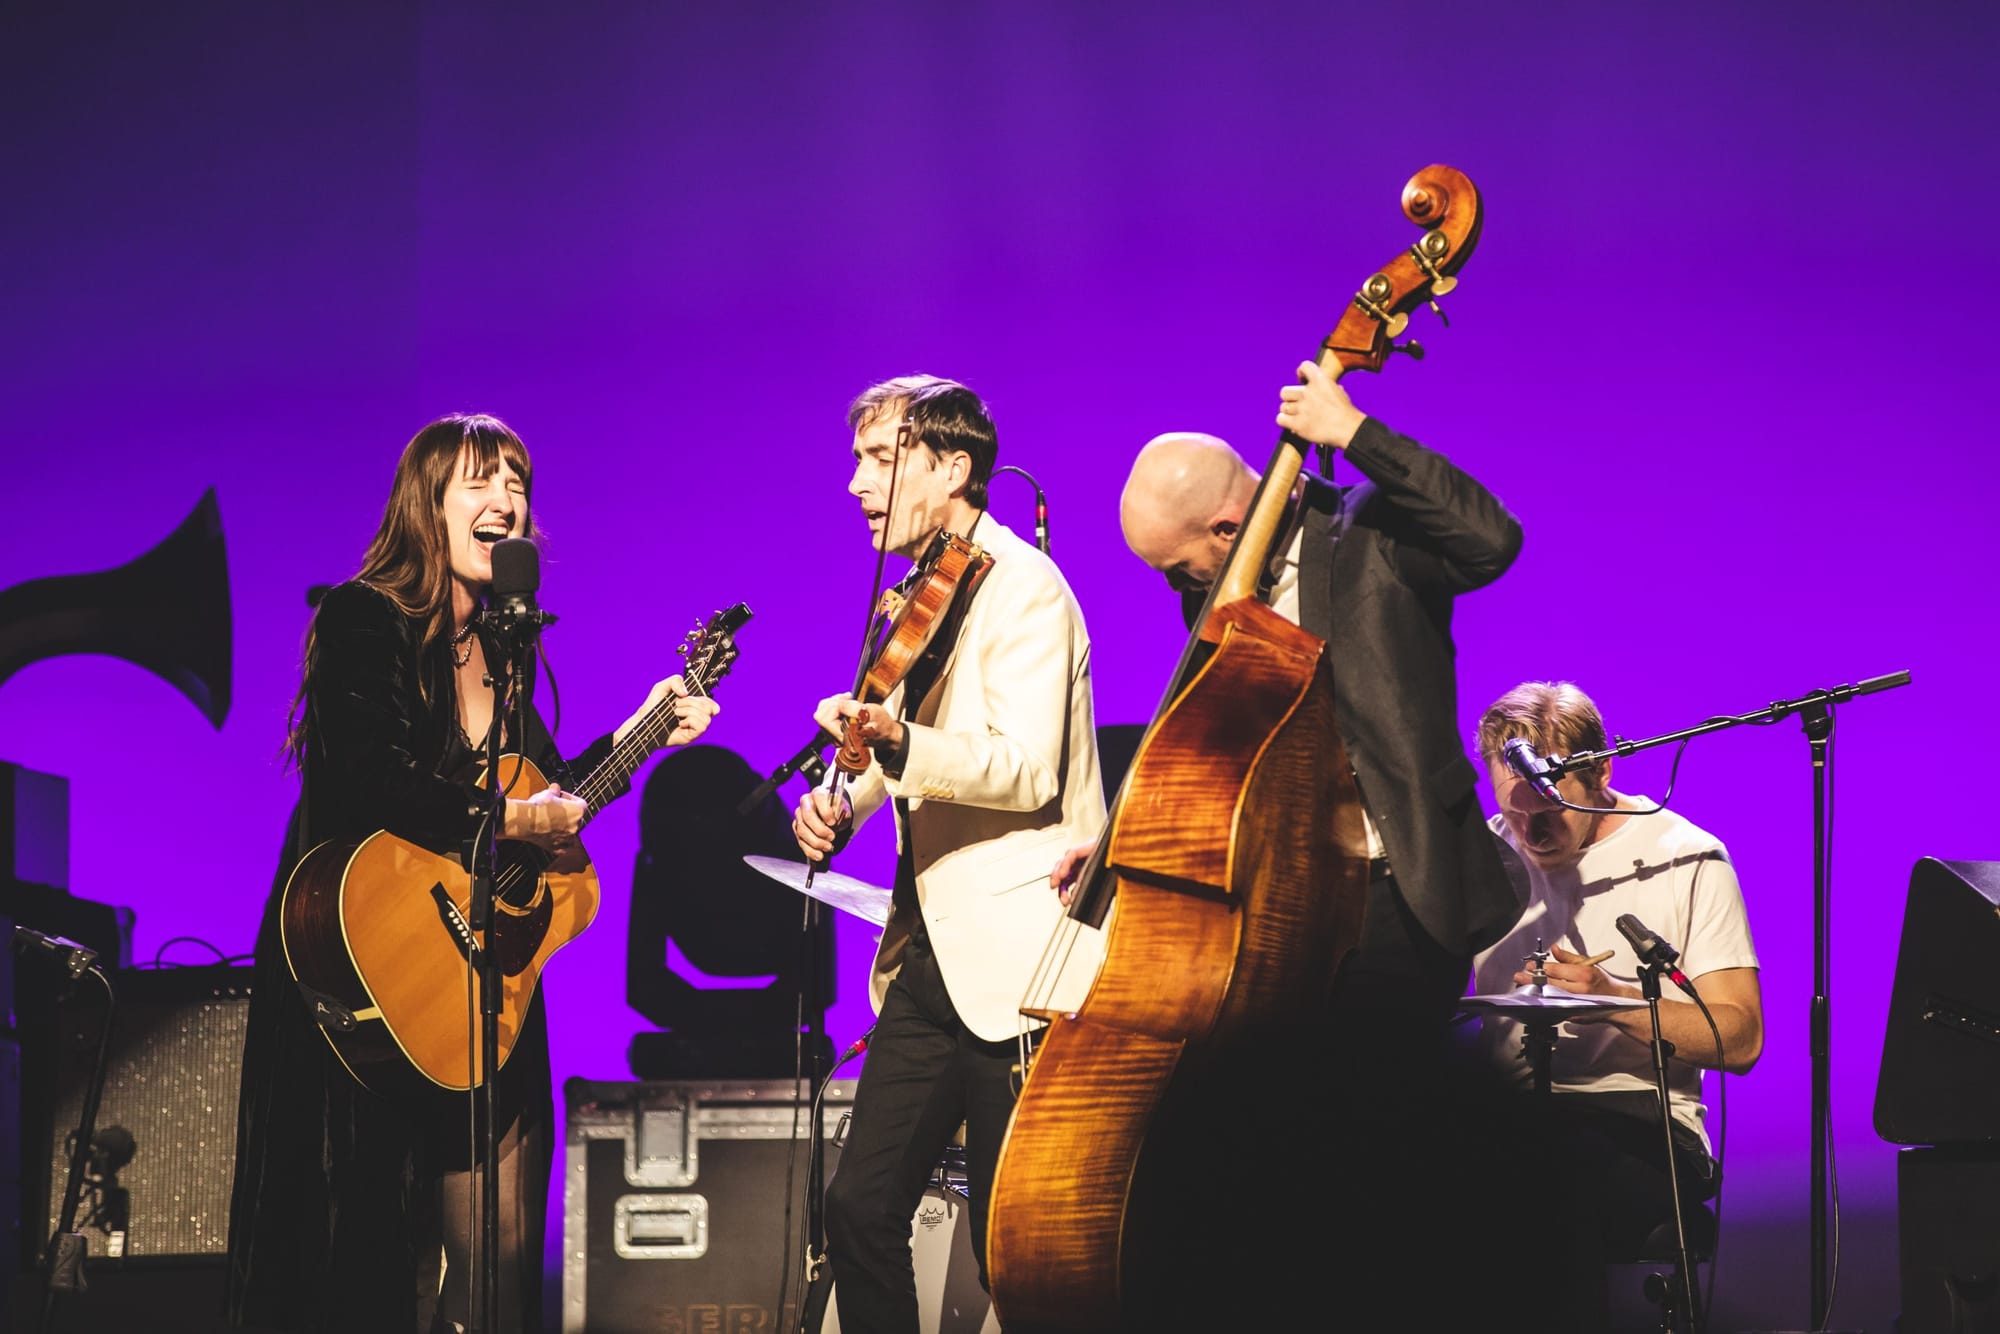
left=1389, top=339, right=1426, bottom=361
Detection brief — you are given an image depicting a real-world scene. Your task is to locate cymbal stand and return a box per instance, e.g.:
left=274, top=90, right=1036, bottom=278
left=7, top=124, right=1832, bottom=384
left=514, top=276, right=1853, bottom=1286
left=1517, top=942, right=1559, bottom=1097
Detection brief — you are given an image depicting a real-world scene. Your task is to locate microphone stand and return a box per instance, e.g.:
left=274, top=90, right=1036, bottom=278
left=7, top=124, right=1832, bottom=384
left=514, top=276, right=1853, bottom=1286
left=16, top=932, right=114, bottom=1334
left=466, top=620, right=540, bottom=1334
left=467, top=641, right=508, bottom=1334
left=796, top=1028, right=872, bottom=1334
left=1538, top=670, right=1909, bottom=1332
left=1638, top=958, right=1698, bottom=1333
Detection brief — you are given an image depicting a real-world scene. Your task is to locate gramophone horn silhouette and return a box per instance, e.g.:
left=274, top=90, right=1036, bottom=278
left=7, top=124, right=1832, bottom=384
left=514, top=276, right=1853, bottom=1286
left=0, top=488, right=230, bottom=727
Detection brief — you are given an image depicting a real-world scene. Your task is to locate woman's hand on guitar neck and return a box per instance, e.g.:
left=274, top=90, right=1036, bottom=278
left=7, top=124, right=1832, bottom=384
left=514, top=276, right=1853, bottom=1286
left=1277, top=360, right=1367, bottom=451
left=503, top=783, right=588, bottom=853
left=616, top=675, right=721, bottom=749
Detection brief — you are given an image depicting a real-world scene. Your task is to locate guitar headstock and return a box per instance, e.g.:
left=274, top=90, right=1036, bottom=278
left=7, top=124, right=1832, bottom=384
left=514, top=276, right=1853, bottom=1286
left=1321, top=164, right=1484, bottom=376
left=677, top=602, right=752, bottom=694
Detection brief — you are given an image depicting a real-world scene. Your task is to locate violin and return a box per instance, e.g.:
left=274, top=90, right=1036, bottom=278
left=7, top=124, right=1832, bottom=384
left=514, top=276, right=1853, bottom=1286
left=795, top=527, right=992, bottom=885
left=829, top=529, right=994, bottom=776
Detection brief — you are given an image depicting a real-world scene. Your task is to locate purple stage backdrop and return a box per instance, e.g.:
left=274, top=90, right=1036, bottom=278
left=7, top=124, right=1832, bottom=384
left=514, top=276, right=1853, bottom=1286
left=4, top=3, right=1994, bottom=1327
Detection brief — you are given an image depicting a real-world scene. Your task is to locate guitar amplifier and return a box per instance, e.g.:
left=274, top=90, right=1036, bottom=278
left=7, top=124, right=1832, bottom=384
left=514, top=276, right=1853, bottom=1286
left=32, top=964, right=251, bottom=1262
left=563, top=1078, right=995, bottom=1334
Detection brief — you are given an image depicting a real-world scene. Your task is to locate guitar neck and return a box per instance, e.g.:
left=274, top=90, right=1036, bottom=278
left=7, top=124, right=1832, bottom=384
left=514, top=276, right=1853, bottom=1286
left=570, top=672, right=715, bottom=820
left=1211, top=353, right=1342, bottom=609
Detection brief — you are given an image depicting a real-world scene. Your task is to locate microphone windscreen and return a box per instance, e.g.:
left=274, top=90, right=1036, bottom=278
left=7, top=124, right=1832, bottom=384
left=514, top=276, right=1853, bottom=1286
left=490, top=537, right=540, bottom=597
left=1615, top=913, right=1648, bottom=952
left=92, top=1124, right=137, bottom=1172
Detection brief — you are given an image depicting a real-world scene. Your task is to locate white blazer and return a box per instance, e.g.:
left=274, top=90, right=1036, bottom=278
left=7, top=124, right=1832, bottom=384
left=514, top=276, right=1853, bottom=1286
left=846, top=515, right=1106, bottom=1042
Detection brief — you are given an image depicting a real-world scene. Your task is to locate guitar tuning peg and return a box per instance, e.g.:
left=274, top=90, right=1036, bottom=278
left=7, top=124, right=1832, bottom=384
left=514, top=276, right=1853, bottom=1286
left=1427, top=298, right=1450, bottom=328
left=1431, top=275, right=1458, bottom=298
left=1389, top=339, right=1426, bottom=360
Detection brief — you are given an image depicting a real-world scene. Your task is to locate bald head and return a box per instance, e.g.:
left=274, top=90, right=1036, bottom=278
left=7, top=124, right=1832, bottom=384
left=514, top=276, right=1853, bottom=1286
left=1120, top=432, right=1260, bottom=591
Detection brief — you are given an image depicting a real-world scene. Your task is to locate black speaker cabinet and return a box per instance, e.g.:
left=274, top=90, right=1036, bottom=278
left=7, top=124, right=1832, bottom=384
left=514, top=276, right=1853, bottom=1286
left=1897, top=1147, right=2000, bottom=1334
left=1876, top=858, right=2000, bottom=1145
left=31, top=964, right=251, bottom=1262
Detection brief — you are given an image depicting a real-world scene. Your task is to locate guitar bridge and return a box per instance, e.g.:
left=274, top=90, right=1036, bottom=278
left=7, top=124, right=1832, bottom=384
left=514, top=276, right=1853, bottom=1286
left=432, top=882, right=483, bottom=967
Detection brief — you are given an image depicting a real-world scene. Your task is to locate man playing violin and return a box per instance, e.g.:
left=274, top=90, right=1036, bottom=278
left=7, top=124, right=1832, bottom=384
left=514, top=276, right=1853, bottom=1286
left=793, top=374, right=1104, bottom=1333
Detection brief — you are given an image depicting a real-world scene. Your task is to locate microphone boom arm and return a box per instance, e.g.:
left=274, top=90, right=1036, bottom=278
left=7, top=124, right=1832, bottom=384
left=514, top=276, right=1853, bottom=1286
left=1542, top=670, right=1912, bottom=775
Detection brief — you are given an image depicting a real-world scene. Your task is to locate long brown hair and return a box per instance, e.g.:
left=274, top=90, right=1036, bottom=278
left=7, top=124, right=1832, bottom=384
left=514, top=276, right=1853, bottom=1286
left=285, top=414, right=540, bottom=766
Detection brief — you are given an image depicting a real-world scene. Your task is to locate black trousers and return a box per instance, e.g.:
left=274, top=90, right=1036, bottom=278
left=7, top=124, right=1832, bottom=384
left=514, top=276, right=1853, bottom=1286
left=823, top=919, right=1018, bottom=1334
left=1121, top=870, right=1547, bottom=1330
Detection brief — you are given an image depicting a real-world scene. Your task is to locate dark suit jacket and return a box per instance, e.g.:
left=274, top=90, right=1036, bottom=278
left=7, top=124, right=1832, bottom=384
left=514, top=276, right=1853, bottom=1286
left=1183, top=417, right=1522, bottom=957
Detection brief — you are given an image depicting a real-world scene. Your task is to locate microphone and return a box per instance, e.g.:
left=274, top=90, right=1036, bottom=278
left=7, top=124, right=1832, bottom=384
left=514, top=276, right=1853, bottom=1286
left=486, top=537, right=556, bottom=648
left=992, top=464, right=1050, bottom=554
left=1502, top=736, right=1564, bottom=804
left=89, top=1125, right=136, bottom=1176
left=1616, top=913, right=1694, bottom=992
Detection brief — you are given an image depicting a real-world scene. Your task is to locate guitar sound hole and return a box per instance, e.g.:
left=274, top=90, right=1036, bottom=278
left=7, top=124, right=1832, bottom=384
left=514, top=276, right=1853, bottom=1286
left=497, top=846, right=547, bottom=910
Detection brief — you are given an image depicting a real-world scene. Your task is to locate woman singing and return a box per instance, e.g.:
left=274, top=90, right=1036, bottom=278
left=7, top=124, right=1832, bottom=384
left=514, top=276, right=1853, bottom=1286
left=226, top=413, right=717, bottom=1332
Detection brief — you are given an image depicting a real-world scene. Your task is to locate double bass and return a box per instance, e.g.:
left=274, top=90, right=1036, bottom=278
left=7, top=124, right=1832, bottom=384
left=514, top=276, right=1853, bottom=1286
left=986, top=165, right=1484, bottom=1331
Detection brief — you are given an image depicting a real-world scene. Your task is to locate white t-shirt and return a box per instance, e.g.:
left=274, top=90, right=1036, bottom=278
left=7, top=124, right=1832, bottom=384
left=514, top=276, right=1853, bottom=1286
left=1470, top=799, right=1759, bottom=1153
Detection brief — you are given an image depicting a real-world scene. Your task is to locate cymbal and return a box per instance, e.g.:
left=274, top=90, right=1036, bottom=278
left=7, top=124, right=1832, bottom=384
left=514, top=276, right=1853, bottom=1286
left=743, top=855, right=893, bottom=927
left=1457, top=984, right=1647, bottom=1017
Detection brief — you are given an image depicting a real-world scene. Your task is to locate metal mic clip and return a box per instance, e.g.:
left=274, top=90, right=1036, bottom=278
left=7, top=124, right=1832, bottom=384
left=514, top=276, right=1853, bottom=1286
left=12, top=925, right=99, bottom=979
left=737, top=733, right=835, bottom=815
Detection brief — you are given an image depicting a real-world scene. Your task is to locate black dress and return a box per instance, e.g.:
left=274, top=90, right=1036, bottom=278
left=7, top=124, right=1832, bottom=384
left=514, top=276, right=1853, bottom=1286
left=225, top=582, right=618, bottom=1333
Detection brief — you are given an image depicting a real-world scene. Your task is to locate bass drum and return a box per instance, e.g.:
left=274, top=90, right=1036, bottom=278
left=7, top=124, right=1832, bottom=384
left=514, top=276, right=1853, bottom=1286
left=821, top=1183, right=999, bottom=1334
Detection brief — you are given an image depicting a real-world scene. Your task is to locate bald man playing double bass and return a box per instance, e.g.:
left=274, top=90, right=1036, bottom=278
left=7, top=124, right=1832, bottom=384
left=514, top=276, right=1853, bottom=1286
left=1058, top=360, right=1523, bottom=1027
left=1054, top=362, right=1532, bottom=1326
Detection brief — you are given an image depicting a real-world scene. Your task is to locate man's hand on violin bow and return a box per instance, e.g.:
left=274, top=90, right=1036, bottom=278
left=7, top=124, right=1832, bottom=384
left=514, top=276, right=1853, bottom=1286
left=792, top=789, right=853, bottom=863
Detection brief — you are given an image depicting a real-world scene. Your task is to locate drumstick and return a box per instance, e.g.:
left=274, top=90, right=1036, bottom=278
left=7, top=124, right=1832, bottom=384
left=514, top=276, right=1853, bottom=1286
left=1537, top=948, right=1616, bottom=969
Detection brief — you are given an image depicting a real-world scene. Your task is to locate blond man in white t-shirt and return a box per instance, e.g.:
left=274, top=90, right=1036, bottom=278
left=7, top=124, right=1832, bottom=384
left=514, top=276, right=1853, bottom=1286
left=1471, top=680, right=1763, bottom=1278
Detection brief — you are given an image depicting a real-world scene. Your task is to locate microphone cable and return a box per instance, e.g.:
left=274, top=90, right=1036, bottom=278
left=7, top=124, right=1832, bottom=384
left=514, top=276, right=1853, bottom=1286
left=990, top=465, right=1049, bottom=554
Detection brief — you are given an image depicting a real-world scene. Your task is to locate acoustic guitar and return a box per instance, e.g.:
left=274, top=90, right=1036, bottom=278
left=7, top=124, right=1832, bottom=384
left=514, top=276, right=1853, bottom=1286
left=280, top=602, right=750, bottom=1097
